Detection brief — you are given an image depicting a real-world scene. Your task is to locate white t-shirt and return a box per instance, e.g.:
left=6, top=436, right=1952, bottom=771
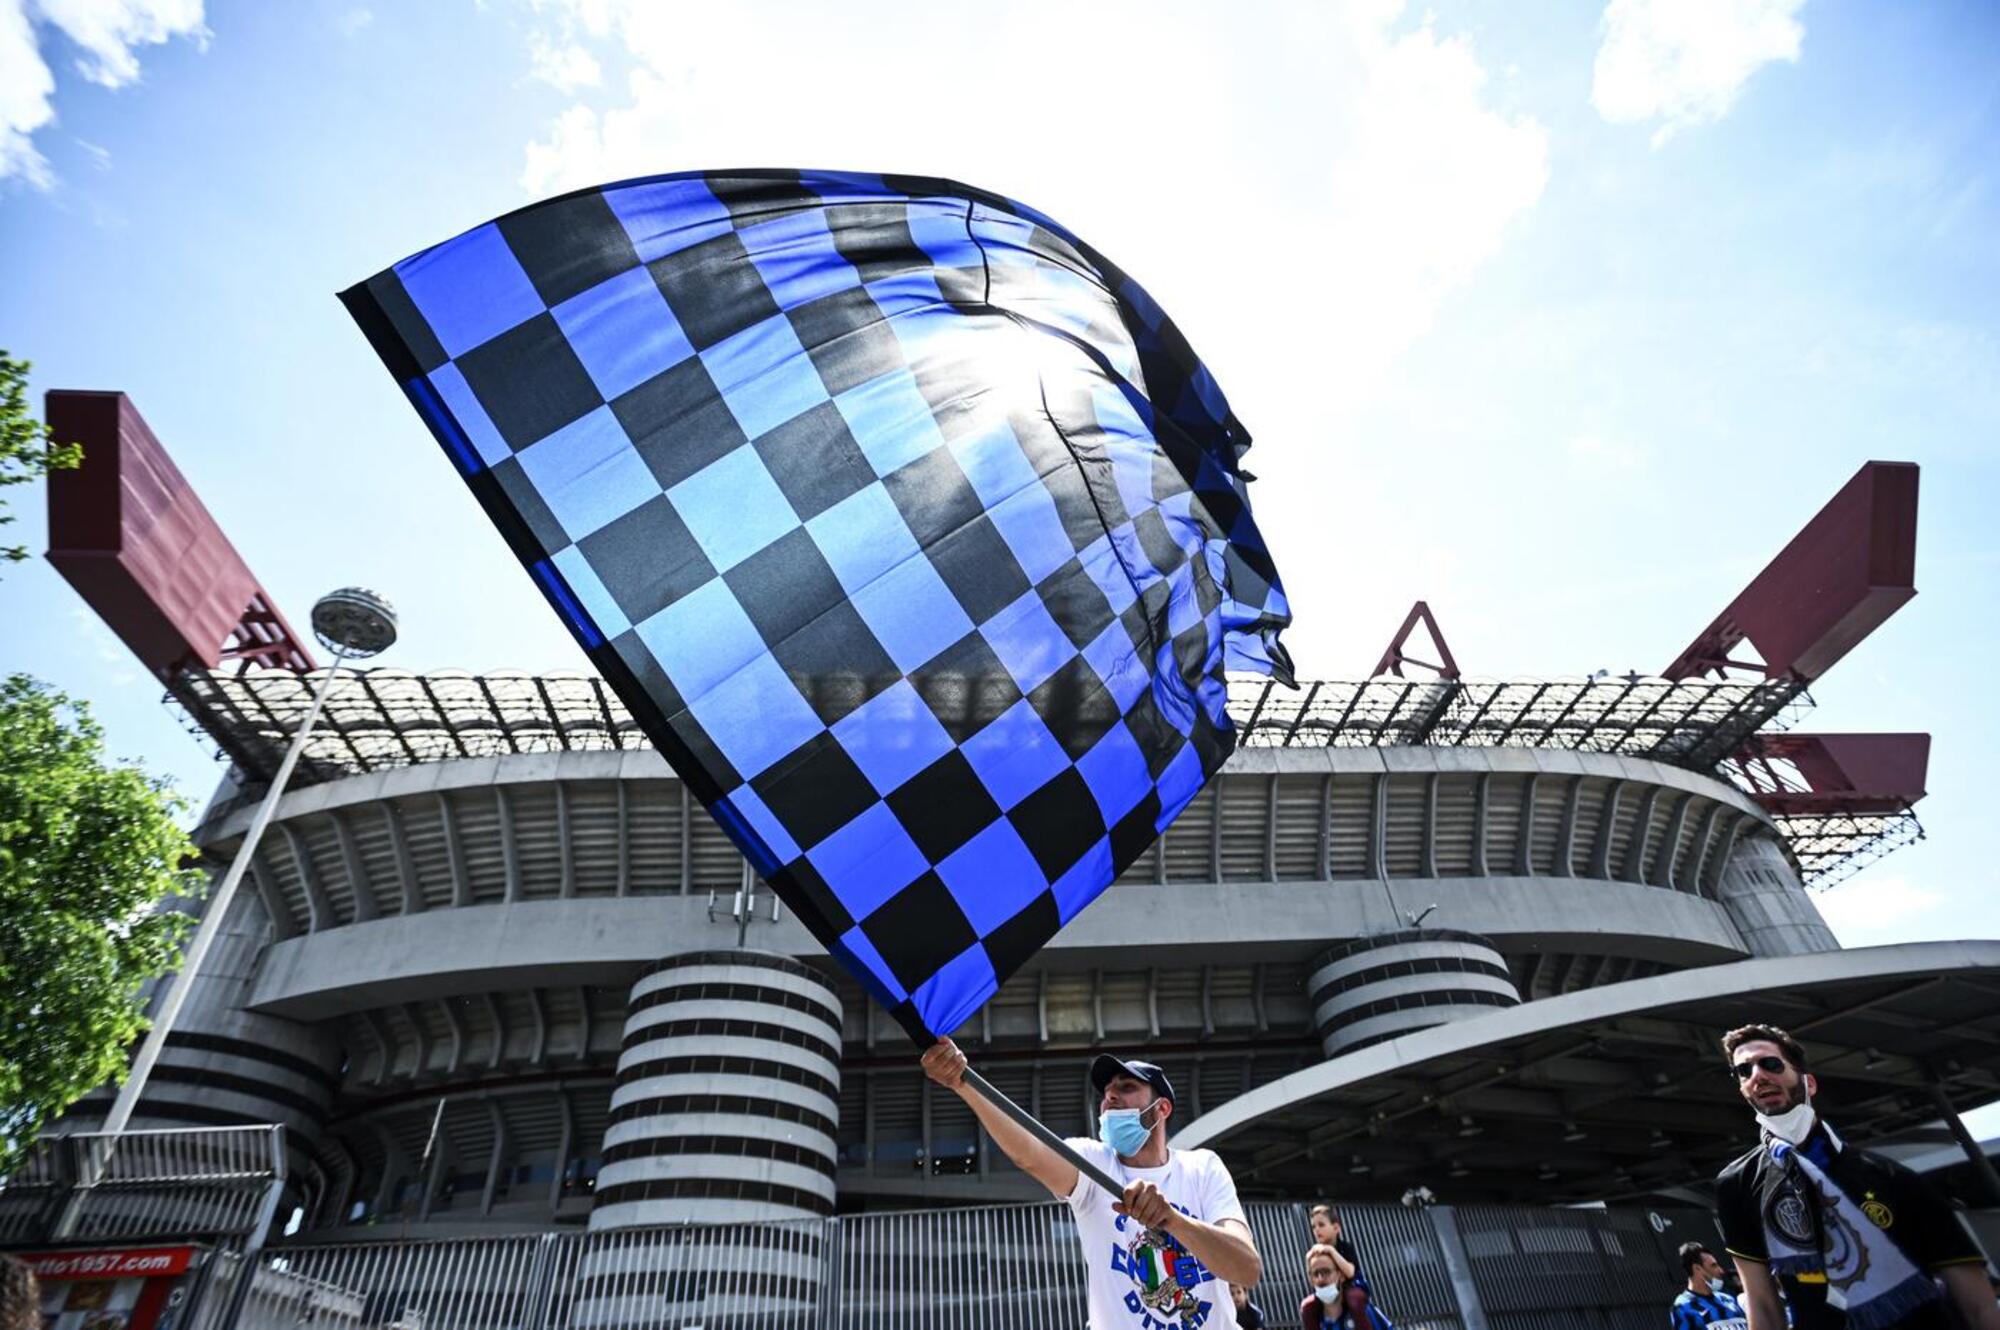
left=1062, top=1137, right=1248, bottom=1330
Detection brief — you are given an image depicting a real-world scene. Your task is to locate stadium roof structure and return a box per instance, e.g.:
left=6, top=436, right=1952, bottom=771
left=163, top=664, right=1904, bottom=886
left=169, top=667, right=1804, bottom=782
left=1172, top=940, right=2000, bottom=1206
left=44, top=391, right=1928, bottom=890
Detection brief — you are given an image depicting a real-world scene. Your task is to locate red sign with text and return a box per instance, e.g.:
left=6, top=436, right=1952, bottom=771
left=17, top=1247, right=196, bottom=1280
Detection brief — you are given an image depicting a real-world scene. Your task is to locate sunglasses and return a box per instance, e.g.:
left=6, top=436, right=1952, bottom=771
left=1730, top=1055, right=1789, bottom=1080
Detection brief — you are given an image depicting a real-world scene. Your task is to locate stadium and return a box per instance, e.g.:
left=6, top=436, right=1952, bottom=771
left=15, top=390, right=2000, bottom=1328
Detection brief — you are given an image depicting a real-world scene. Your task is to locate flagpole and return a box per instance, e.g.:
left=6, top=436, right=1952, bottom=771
left=959, top=1066, right=1125, bottom=1199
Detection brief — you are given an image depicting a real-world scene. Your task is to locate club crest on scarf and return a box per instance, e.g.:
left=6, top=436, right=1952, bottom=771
left=1759, top=1133, right=1938, bottom=1328
left=1767, top=1182, right=1816, bottom=1247
left=1766, top=1171, right=1871, bottom=1287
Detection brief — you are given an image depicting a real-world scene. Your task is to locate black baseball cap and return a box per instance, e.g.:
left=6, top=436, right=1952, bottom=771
left=1090, top=1054, right=1176, bottom=1106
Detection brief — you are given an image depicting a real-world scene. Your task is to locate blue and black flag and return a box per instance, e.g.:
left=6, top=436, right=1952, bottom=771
left=342, top=169, right=1291, bottom=1042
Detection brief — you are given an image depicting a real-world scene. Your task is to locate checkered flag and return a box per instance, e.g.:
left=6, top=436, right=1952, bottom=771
left=343, top=169, right=1292, bottom=1042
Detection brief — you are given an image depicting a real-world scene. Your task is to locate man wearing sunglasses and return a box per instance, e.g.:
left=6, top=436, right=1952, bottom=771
left=1712, top=1024, right=1998, bottom=1330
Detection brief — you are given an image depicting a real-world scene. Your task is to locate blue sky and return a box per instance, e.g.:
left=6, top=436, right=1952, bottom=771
left=3, top=0, right=1997, bottom=967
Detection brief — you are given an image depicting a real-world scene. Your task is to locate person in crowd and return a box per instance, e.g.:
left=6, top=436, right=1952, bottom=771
left=1301, top=1243, right=1344, bottom=1327
left=0, top=1255, right=39, bottom=1330
left=1672, top=1242, right=1747, bottom=1328
left=1232, top=1281, right=1268, bottom=1328
left=1308, top=1204, right=1361, bottom=1292
left=1337, top=1279, right=1396, bottom=1330
left=1306, top=1269, right=1394, bottom=1330
left=1713, top=1023, right=2000, bottom=1330
left=1301, top=1245, right=1394, bottom=1327
left=924, top=1039, right=1260, bottom=1329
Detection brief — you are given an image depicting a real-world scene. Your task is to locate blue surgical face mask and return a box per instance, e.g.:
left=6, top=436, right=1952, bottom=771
left=1098, top=1100, right=1161, bottom=1156
left=1312, top=1284, right=1342, bottom=1306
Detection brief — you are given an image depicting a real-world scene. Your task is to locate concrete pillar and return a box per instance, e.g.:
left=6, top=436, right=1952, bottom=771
left=1427, top=1206, right=1493, bottom=1330
left=1715, top=834, right=1837, bottom=956
left=1307, top=930, right=1521, bottom=1058
left=575, top=949, right=841, bottom=1328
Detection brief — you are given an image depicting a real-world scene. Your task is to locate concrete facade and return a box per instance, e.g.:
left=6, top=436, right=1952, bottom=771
left=1306, top=929, right=1523, bottom=1055
left=80, top=740, right=1829, bottom=1230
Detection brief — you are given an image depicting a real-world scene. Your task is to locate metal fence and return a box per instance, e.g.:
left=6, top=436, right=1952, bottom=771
left=0, top=1126, right=285, bottom=1247
left=1246, top=1201, right=1464, bottom=1330
left=21, top=1135, right=1981, bottom=1330
left=240, top=1199, right=1724, bottom=1330
left=1, top=1127, right=290, bottom=1330
left=1455, top=1203, right=1726, bottom=1330
left=258, top=1207, right=1086, bottom=1330
left=0, top=1134, right=69, bottom=1245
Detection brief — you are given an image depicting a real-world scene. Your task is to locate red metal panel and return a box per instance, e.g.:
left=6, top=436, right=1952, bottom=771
left=1663, top=461, right=1917, bottom=683
left=1370, top=601, right=1461, bottom=680
left=44, top=391, right=313, bottom=677
left=1742, top=732, right=1929, bottom=815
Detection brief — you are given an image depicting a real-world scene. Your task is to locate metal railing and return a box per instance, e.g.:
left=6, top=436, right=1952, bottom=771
left=11, top=1128, right=1996, bottom=1330
left=1456, top=1203, right=1728, bottom=1330
left=1, top=1126, right=286, bottom=1246
left=1, top=1176, right=1719, bottom=1330
left=18, top=1192, right=1994, bottom=1330
left=69, top=1124, right=284, bottom=1187
left=2, top=1127, right=290, bottom=1330
left=0, top=1135, right=71, bottom=1245
left=27, top=1129, right=1982, bottom=1330
left=240, top=1199, right=1726, bottom=1330
left=60, top=1126, right=285, bottom=1245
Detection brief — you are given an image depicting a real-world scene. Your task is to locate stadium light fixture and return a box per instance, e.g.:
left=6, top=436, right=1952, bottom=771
left=96, top=588, right=398, bottom=1142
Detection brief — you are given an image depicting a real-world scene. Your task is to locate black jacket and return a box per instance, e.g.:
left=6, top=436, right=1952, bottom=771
left=1714, top=1123, right=1984, bottom=1329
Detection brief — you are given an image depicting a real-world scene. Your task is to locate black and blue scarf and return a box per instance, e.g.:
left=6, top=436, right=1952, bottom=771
left=1759, top=1125, right=1937, bottom=1330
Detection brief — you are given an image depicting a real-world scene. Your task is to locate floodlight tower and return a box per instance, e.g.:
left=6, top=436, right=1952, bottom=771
left=97, top=588, right=398, bottom=1138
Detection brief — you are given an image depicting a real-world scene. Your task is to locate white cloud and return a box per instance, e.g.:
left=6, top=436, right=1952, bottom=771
left=335, top=7, right=372, bottom=39
left=1813, top=873, right=1947, bottom=947
left=525, top=30, right=598, bottom=92
left=0, top=1, right=57, bottom=186
left=511, top=2, right=1546, bottom=678
left=1592, top=0, right=1804, bottom=145
left=0, top=0, right=208, bottom=188
left=515, top=1, right=1546, bottom=420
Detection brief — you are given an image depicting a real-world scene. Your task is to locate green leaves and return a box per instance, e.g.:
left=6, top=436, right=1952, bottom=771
left=0, top=675, right=197, bottom=1171
left=0, top=350, right=83, bottom=568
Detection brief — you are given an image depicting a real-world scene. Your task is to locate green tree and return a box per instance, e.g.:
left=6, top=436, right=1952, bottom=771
left=1, top=351, right=82, bottom=568
left=0, top=675, right=196, bottom=1173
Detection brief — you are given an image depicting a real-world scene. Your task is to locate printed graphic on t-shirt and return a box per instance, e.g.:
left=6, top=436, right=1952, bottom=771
left=1110, top=1205, right=1217, bottom=1326
left=1066, top=1138, right=1245, bottom=1329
